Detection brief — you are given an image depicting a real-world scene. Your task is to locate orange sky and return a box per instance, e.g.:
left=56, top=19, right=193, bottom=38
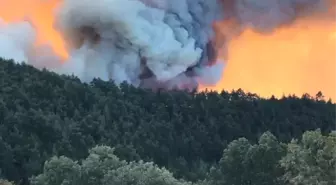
left=0, top=0, right=335, bottom=100
left=202, top=18, right=336, bottom=101
left=0, top=0, right=67, bottom=58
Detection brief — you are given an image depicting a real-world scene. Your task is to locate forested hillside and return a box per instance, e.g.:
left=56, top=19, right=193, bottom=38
left=0, top=58, right=335, bottom=185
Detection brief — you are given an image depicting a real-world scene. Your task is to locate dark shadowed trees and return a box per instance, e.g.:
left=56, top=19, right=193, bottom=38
left=0, top=58, right=335, bottom=184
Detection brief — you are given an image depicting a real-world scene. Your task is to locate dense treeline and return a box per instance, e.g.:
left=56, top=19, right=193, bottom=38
left=0, top=58, right=335, bottom=184
left=2, top=130, right=336, bottom=185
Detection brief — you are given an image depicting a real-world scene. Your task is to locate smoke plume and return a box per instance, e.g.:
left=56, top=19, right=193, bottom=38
left=0, top=19, right=36, bottom=63
left=0, top=0, right=333, bottom=91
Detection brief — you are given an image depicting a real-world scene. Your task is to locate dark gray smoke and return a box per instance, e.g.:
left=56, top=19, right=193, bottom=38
left=224, top=0, right=331, bottom=32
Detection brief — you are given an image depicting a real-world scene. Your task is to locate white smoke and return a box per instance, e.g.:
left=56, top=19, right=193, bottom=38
left=0, top=0, right=331, bottom=90
left=197, top=61, right=226, bottom=85
left=0, top=19, right=36, bottom=63
left=0, top=0, right=224, bottom=90
left=56, top=0, right=206, bottom=85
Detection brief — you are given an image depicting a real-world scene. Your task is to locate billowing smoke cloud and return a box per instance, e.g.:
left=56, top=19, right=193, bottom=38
left=0, top=19, right=36, bottom=63
left=53, top=0, right=225, bottom=90
left=0, top=0, right=332, bottom=90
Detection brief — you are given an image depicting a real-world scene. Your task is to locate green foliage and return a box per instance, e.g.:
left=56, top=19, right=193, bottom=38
left=3, top=130, right=336, bottom=185
left=0, top=179, right=14, bottom=185
left=209, top=131, right=287, bottom=185
left=280, top=129, right=336, bottom=185
left=30, top=156, right=81, bottom=185
left=30, top=146, right=192, bottom=185
left=0, top=58, right=335, bottom=184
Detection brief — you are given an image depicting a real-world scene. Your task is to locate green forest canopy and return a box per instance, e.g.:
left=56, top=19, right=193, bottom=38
left=0, top=58, right=335, bottom=184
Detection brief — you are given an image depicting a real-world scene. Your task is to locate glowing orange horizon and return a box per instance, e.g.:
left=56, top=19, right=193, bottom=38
left=201, top=18, right=336, bottom=101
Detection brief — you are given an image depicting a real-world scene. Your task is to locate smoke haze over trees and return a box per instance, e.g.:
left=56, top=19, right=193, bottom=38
left=0, top=58, right=335, bottom=185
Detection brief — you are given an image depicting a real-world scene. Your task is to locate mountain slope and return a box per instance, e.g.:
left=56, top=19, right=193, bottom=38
left=0, top=58, right=334, bottom=183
